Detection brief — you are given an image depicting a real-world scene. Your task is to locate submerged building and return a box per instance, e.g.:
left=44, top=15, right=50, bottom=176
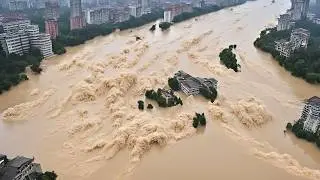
left=174, top=70, right=217, bottom=96
left=301, top=96, right=320, bottom=133
left=274, top=28, right=310, bottom=58
left=0, top=154, right=42, bottom=180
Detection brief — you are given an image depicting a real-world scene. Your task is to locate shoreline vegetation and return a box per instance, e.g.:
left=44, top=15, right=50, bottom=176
left=254, top=20, right=320, bottom=84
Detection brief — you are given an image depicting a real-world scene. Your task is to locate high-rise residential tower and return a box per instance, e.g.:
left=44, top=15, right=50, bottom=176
left=70, top=0, right=85, bottom=30
left=45, top=1, right=59, bottom=39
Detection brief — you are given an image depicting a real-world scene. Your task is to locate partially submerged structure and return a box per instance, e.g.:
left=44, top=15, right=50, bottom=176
left=0, top=154, right=42, bottom=180
left=174, top=70, right=217, bottom=96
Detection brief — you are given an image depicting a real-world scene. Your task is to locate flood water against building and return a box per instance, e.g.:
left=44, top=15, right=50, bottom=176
left=1, top=0, right=320, bottom=179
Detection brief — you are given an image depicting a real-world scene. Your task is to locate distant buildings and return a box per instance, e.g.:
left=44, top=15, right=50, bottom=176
left=301, top=96, right=320, bottom=133
left=274, top=28, right=310, bottom=58
left=163, top=3, right=193, bottom=22
left=8, top=0, right=29, bottom=11
left=129, top=5, right=141, bottom=17
left=289, top=0, right=310, bottom=20
left=0, top=154, right=42, bottom=180
left=277, top=13, right=292, bottom=31
left=45, top=1, right=59, bottom=39
left=70, top=0, right=86, bottom=30
left=141, top=0, right=151, bottom=14
left=174, top=70, right=218, bottom=96
left=85, top=7, right=109, bottom=25
left=0, top=19, right=53, bottom=57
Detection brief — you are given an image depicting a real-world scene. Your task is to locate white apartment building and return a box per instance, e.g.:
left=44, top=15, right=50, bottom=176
left=33, top=33, right=53, bottom=57
left=0, top=20, right=53, bottom=58
left=302, top=96, right=320, bottom=133
left=163, top=10, right=173, bottom=22
left=2, top=19, right=31, bottom=32
left=86, top=7, right=109, bottom=25
left=129, top=5, right=138, bottom=17
left=313, top=18, right=320, bottom=25
left=0, top=30, right=30, bottom=55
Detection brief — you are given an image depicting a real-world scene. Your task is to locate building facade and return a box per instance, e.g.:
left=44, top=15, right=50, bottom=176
left=85, top=7, right=109, bottom=25
left=163, top=3, right=193, bottom=22
left=8, top=0, right=29, bottom=11
left=301, top=96, right=320, bottom=133
left=277, top=13, right=292, bottom=31
left=0, top=20, right=53, bottom=57
left=174, top=70, right=218, bottom=96
left=163, top=10, right=173, bottom=22
left=0, top=154, right=43, bottom=180
left=2, top=19, right=31, bottom=32
left=45, top=19, right=59, bottom=39
left=275, top=39, right=292, bottom=57
left=290, top=28, right=310, bottom=49
left=290, top=0, right=310, bottom=20
left=70, top=0, right=85, bottom=30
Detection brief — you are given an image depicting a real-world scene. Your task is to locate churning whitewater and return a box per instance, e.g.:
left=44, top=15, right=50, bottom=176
left=1, top=0, right=320, bottom=180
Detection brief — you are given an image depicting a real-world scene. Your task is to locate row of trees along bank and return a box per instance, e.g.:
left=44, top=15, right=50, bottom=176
left=254, top=21, right=320, bottom=84
left=0, top=47, right=43, bottom=94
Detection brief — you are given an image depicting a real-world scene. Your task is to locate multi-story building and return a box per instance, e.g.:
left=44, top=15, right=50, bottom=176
left=8, top=0, right=29, bottom=11
left=2, top=19, right=31, bottom=32
left=33, top=33, right=53, bottom=57
left=70, top=0, right=85, bottom=30
left=0, top=154, right=43, bottom=180
left=277, top=13, right=292, bottom=31
left=307, top=13, right=316, bottom=21
left=290, top=0, right=310, bottom=20
left=290, top=28, right=310, bottom=49
left=163, top=3, right=193, bottom=22
left=109, top=7, right=130, bottom=23
left=0, top=30, right=30, bottom=55
left=44, top=1, right=59, bottom=39
left=301, top=96, right=320, bottom=133
left=45, top=19, right=59, bottom=39
left=0, top=20, right=53, bottom=57
left=85, top=7, right=109, bottom=25
left=275, top=39, right=292, bottom=57
left=163, top=10, right=172, bottom=22
left=129, top=5, right=139, bottom=17
left=174, top=70, right=217, bottom=96
left=274, top=28, right=310, bottom=58
left=141, top=0, right=151, bottom=14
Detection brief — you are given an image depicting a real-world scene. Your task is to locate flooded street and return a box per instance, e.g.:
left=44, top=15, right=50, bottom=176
left=1, top=0, right=320, bottom=179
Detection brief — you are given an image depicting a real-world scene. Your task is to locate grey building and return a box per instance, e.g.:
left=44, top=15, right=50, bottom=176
left=275, top=39, right=292, bottom=57
left=301, top=96, right=320, bottom=133
left=290, top=0, right=310, bottom=20
left=277, top=13, right=292, bottom=31
left=0, top=154, right=42, bottom=180
left=174, top=70, right=218, bottom=96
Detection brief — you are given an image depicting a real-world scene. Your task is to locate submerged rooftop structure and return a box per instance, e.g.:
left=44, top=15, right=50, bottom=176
left=174, top=70, right=217, bottom=96
left=0, top=154, right=42, bottom=180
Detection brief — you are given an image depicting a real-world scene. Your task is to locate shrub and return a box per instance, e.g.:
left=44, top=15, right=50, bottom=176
left=286, top=122, right=293, bottom=130
left=138, top=100, right=144, bottom=110
left=147, top=104, right=153, bottom=109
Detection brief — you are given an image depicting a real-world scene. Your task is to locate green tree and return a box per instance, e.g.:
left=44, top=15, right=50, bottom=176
left=138, top=100, right=144, bottom=110
left=159, top=22, right=172, bottom=30
left=286, top=122, right=293, bottom=130
left=168, top=77, right=180, bottom=91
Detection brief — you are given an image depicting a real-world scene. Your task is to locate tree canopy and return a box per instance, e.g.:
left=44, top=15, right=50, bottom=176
left=254, top=21, right=320, bottom=84
left=219, top=45, right=240, bottom=72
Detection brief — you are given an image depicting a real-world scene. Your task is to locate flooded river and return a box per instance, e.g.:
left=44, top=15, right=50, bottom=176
left=1, top=0, right=320, bottom=179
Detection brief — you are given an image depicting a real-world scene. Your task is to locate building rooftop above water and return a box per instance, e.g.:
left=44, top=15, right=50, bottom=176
left=307, top=96, right=320, bottom=106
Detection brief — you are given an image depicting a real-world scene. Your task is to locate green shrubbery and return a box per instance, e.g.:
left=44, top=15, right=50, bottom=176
left=159, top=22, right=172, bottom=30
left=192, top=113, right=206, bottom=128
left=287, top=120, right=320, bottom=148
left=138, top=100, right=144, bottom=110
left=36, top=171, right=57, bottom=180
left=0, top=48, right=44, bottom=94
left=219, top=45, right=240, bottom=72
left=172, top=5, right=221, bottom=23
left=254, top=21, right=320, bottom=84
left=199, top=86, right=217, bottom=102
left=168, top=77, right=180, bottom=91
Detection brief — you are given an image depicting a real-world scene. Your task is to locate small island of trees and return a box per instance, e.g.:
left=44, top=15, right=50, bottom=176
left=286, top=120, right=320, bottom=148
left=168, top=77, right=181, bottom=91
left=219, top=45, right=240, bottom=72
left=159, top=22, right=172, bottom=31
left=192, top=113, right=207, bottom=128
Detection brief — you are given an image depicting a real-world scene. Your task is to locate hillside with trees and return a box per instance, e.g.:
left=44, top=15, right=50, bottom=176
left=254, top=21, right=320, bottom=84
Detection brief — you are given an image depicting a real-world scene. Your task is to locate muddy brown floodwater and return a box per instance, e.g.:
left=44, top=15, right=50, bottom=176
left=1, top=0, right=320, bottom=179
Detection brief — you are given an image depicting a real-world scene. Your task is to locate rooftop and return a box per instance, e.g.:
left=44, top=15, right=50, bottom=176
left=0, top=156, right=34, bottom=180
left=307, top=96, right=320, bottom=106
